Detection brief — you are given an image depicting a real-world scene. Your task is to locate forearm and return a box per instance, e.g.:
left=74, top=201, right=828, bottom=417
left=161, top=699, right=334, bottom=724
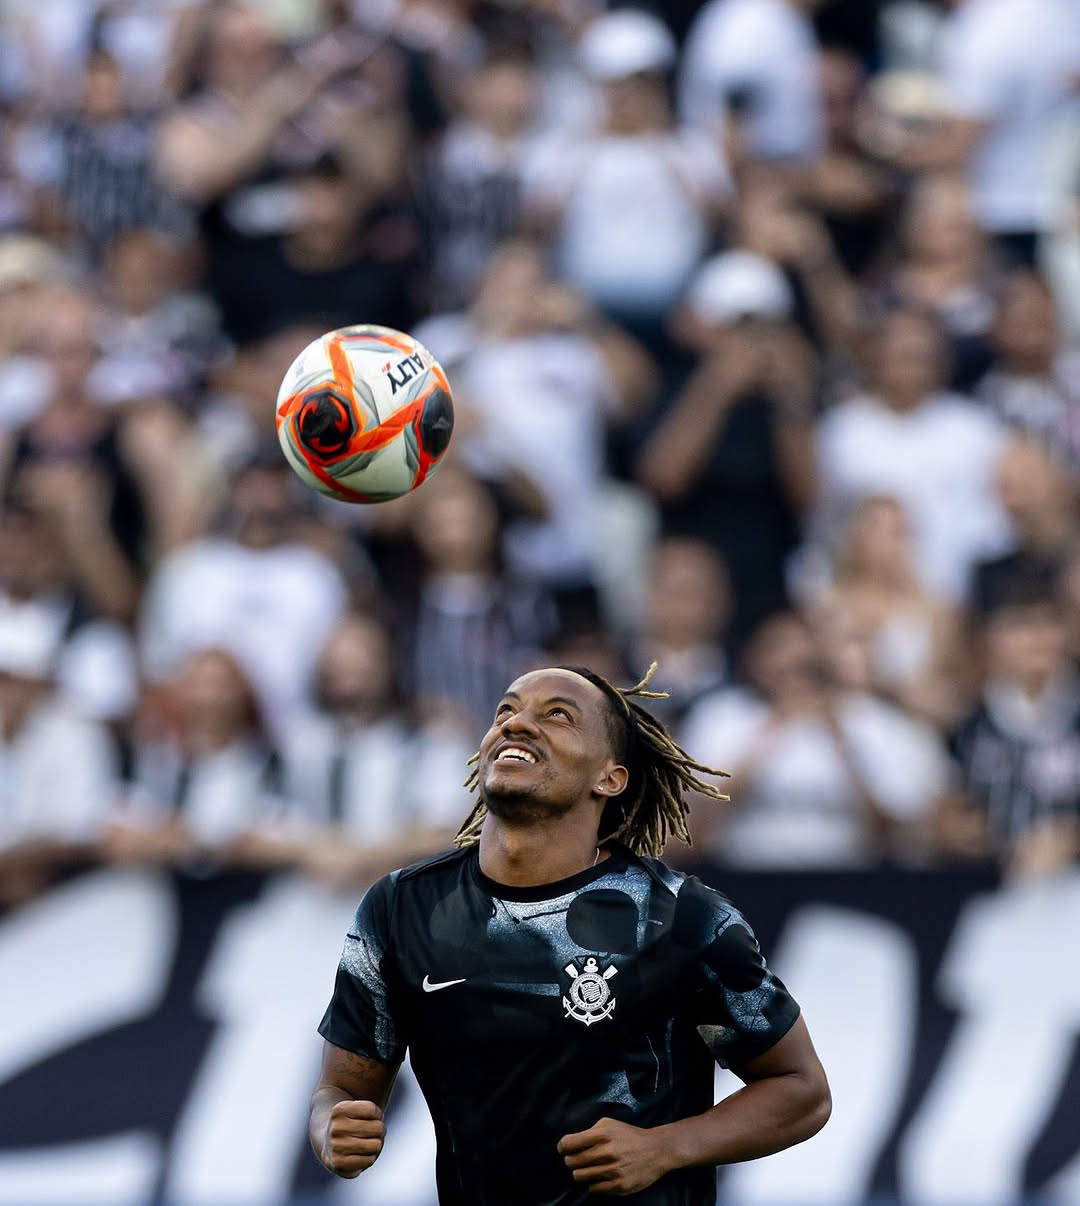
left=157, top=76, right=308, bottom=202
left=59, top=522, right=140, bottom=623
left=636, top=370, right=735, bottom=501
left=657, top=1069, right=831, bottom=1172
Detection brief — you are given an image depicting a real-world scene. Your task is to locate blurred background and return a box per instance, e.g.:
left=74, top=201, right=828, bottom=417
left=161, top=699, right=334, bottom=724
left=0, top=0, right=1077, bottom=1202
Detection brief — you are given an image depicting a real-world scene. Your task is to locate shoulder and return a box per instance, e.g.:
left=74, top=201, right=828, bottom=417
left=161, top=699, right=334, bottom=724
left=627, top=854, right=751, bottom=935
left=667, top=871, right=766, bottom=957
left=396, top=845, right=472, bottom=884
left=628, top=851, right=689, bottom=897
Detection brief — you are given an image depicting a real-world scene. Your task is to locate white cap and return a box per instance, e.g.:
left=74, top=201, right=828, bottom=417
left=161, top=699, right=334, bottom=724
left=685, top=251, right=793, bottom=324
left=0, top=607, right=60, bottom=681
left=578, top=10, right=676, bottom=81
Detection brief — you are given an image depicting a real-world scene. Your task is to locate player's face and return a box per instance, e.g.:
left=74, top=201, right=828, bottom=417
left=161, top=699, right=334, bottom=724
left=478, top=669, right=624, bottom=821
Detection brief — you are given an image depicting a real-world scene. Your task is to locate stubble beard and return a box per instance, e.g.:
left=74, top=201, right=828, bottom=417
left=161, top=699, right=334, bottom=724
left=480, top=766, right=574, bottom=823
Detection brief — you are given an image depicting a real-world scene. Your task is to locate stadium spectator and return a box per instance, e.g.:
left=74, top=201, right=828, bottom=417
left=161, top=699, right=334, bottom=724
left=0, top=286, right=166, bottom=621
left=0, top=607, right=117, bottom=906
left=803, top=47, right=890, bottom=278
left=636, top=249, right=815, bottom=650
left=950, top=573, right=1080, bottom=875
left=880, top=0, right=1079, bottom=268
left=525, top=8, right=731, bottom=339
left=975, top=271, right=1080, bottom=472
left=628, top=536, right=732, bottom=729
left=14, top=46, right=182, bottom=260
left=733, top=172, right=858, bottom=355
left=883, top=172, right=998, bottom=390
left=94, top=227, right=223, bottom=410
left=138, top=452, right=349, bottom=734
left=970, top=437, right=1077, bottom=616
left=0, top=499, right=139, bottom=726
left=391, top=463, right=555, bottom=734
left=681, top=609, right=947, bottom=868
left=417, top=239, right=654, bottom=592
left=813, top=304, right=1013, bottom=603
left=106, top=647, right=293, bottom=869
left=283, top=612, right=471, bottom=888
left=680, top=0, right=826, bottom=172
left=154, top=1, right=407, bottom=340
left=806, top=494, right=966, bottom=729
left=212, top=148, right=417, bottom=346
left=424, top=38, right=541, bottom=310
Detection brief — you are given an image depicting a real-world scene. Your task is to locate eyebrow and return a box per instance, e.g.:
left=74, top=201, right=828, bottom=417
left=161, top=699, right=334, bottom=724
left=498, top=692, right=583, bottom=714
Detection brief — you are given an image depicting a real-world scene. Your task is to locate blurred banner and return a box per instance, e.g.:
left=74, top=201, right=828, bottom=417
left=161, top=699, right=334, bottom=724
left=2, top=863, right=1080, bottom=1206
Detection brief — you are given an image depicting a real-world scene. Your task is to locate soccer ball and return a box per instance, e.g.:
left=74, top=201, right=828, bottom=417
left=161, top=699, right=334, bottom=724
left=275, top=324, right=455, bottom=503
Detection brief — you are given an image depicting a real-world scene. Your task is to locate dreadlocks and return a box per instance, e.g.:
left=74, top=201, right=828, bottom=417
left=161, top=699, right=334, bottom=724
left=454, top=662, right=729, bottom=858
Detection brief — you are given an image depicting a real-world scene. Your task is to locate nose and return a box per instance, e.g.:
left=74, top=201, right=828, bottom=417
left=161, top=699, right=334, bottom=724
left=500, top=706, right=540, bottom=739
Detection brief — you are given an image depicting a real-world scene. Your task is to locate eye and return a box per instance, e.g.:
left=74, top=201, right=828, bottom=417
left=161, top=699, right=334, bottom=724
left=494, top=703, right=514, bottom=719
left=549, top=707, right=571, bottom=720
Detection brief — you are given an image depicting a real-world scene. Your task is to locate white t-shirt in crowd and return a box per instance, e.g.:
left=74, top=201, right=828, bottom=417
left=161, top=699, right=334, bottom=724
left=125, top=735, right=288, bottom=849
left=138, top=538, right=348, bottom=732
left=0, top=698, right=117, bottom=850
left=523, top=129, right=731, bottom=316
left=939, top=0, right=1078, bottom=232
left=680, top=687, right=947, bottom=868
left=680, top=0, right=825, bottom=163
left=415, top=316, right=619, bottom=584
left=815, top=392, right=1013, bottom=602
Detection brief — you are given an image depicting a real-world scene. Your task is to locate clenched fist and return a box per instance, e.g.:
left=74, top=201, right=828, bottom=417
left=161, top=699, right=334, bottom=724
left=320, top=1099, right=386, bottom=1178
left=558, top=1117, right=674, bottom=1195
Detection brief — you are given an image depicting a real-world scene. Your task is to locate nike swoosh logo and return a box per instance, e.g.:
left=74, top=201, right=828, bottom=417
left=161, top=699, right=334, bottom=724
left=422, top=975, right=467, bottom=993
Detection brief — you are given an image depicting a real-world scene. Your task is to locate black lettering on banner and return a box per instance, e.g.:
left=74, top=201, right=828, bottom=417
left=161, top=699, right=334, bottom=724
left=1, top=865, right=1078, bottom=1203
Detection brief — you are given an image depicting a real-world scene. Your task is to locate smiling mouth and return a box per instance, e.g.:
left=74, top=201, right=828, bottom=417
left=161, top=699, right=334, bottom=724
left=495, top=746, right=538, bottom=765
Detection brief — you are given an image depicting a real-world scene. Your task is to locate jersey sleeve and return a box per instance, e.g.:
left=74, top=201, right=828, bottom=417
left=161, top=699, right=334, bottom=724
left=318, top=873, right=407, bottom=1065
left=677, top=878, right=800, bottom=1069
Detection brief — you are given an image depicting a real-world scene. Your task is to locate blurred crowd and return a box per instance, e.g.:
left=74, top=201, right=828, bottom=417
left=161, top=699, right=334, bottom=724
left=0, top=0, right=1078, bottom=907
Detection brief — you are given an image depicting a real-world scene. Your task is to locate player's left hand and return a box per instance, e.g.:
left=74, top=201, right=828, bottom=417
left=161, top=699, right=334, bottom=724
left=558, top=1117, right=673, bottom=1195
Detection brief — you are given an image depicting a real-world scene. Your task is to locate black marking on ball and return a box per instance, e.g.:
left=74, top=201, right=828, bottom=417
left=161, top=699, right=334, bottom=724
left=296, top=388, right=357, bottom=458
left=418, top=388, right=454, bottom=457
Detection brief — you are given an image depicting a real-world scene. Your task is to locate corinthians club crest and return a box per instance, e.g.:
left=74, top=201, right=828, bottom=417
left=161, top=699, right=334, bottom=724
left=563, top=957, right=618, bottom=1027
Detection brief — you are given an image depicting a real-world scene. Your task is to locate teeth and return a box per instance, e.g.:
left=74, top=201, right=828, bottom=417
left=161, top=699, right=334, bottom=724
left=497, top=748, right=536, bottom=764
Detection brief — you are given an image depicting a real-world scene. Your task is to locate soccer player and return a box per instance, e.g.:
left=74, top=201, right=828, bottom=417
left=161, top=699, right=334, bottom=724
left=309, top=664, right=830, bottom=1202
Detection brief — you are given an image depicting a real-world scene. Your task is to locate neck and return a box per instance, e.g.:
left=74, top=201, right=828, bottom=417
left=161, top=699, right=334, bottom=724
left=477, top=809, right=605, bottom=888
left=878, top=387, right=926, bottom=413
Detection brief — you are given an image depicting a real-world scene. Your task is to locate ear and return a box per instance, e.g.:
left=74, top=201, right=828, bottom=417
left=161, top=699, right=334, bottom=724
left=592, top=763, right=629, bottom=799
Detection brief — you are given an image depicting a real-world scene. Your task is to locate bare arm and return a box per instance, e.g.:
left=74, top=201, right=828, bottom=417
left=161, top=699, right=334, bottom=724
left=559, top=1016, right=830, bottom=1194
left=661, top=1015, right=830, bottom=1168
left=309, top=1042, right=400, bottom=1179
left=155, top=62, right=336, bottom=204
left=635, top=342, right=751, bottom=502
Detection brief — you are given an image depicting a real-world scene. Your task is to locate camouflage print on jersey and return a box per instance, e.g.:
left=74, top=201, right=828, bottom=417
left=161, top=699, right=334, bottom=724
left=319, top=844, right=800, bottom=1206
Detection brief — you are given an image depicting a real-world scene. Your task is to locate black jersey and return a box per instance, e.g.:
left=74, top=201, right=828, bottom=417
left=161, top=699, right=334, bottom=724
left=319, top=844, right=800, bottom=1205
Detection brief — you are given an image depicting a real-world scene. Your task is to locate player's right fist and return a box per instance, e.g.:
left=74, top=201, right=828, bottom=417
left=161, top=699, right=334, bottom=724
left=321, top=1099, right=386, bottom=1178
